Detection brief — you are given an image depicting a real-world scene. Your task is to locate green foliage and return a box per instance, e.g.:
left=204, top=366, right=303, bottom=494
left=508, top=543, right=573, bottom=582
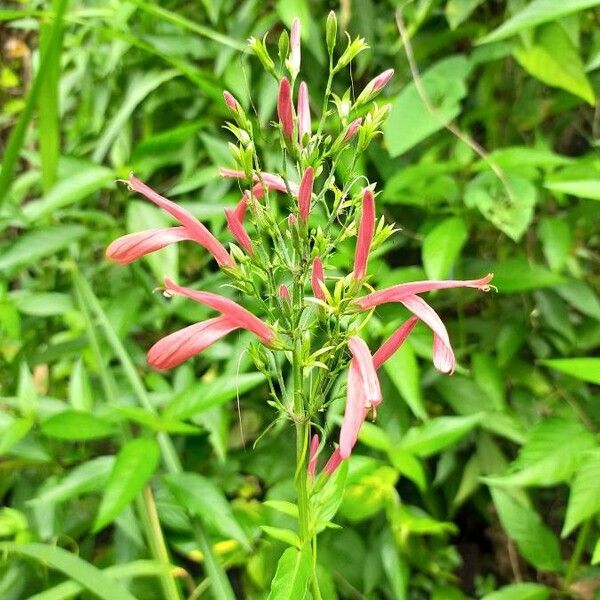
left=1, top=0, right=599, bottom=598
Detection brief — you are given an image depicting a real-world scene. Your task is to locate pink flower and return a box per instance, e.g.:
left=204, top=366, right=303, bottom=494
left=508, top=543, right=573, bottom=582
left=297, top=81, right=311, bottom=143
left=163, top=277, right=275, bottom=344
left=311, top=257, right=325, bottom=300
left=343, top=118, right=362, bottom=143
left=219, top=168, right=299, bottom=196
left=372, top=316, right=419, bottom=369
left=113, top=175, right=234, bottom=268
left=148, top=316, right=238, bottom=370
left=339, top=336, right=381, bottom=459
left=278, top=284, right=291, bottom=301
left=290, top=18, right=301, bottom=74
left=371, top=68, right=394, bottom=92
left=224, top=207, right=254, bottom=255
left=356, top=275, right=494, bottom=374
left=353, top=188, right=375, bottom=279
left=277, top=77, right=294, bottom=140
left=323, top=448, right=343, bottom=475
left=223, top=90, right=239, bottom=112
left=308, top=433, right=319, bottom=477
left=298, top=167, right=314, bottom=223
left=106, top=227, right=191, bottom=265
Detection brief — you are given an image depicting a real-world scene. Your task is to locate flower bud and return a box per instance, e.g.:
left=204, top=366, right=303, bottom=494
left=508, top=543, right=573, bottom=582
left=298, top=167, right=314, bottom=223
left=277, top=77, right=294, bottom=141
left=335, top=36, right=368, bottom=71
left=297, top=81, right=311, bottom=144
left=278, top=30, right=289, bottom=65
left=354, top=69, right=394, bottom=106
left=278, top=284, right=291, bottom=302
left=326, top=11, right=337, bottom=56
left=289, top=17, right=301, bottom=77
left=343, top=118, right=362, bottom=142
left=223, top=90, right=239, bottom=112
left=248, top=35, right=276, bottom=76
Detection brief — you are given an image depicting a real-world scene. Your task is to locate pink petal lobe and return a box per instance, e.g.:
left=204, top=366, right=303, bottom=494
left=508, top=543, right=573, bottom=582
left=298, top=167, right=314, bottom=223
left=339, top=359, right=370, bottom=459
left=372, top=316, right=419, bottom=369
left=219, top=168, right=299, bottom=196
left=224, top=207, right=254, bottom=255
left=348, top=336, right=382, bottom=408
left=147, top=316, right=238, bottom=370
left=311, top=257, right=325, bottom=300
left=106, top=227, right=190, bottom=264
left=356, top=274, right=494, bottom=310
left=399, top=294, right=455, bottom=374
left=163, top=277, right=275, bottom=345
left=324, top=447, right=343, bottom=475
left=353, top=188, right=376, bottom=279
left=127, top=175, right=233, bottom=268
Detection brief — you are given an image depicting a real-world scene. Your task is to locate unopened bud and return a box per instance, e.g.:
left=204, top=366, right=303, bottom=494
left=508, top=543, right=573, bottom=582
left=248, top=35, right=276, bottom=76
left=326, top=11, right=337, bottom=56
left=289, top=18, right=301, bottom=77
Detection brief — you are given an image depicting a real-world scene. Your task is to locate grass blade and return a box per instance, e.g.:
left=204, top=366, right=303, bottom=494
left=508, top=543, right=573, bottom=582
left=0, top=0, right=69, bottom=205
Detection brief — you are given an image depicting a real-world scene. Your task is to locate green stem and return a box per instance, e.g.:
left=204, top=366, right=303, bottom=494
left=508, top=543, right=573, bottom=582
left=564, top=519, right=592, bottom=586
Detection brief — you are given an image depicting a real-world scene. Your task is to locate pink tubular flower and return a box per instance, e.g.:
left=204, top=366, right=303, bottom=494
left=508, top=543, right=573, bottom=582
left=323, top=448, right=343, bottom=475
left=223, top=90, right=239, bottom=112
left=290, top=18, right=301, bottom=74
left=277, top=77, right=294, bottom=140
left=106, top=227, right=191, bottom=265
left=219, top=168, right=299, bottom=196
left=311, top=257, right=325, bottom=300
left=119, top=175, right=234, bottom=268
left=356, top=275, right=494, bottom=310
left=148, top=316, right=238, bottom=370
left=308, top=433, right=319, bottom=477
left=163, top=277, right=275, bottom=344
left=298, top=167, right=314, bottom=223
left=343, top=118, right=362, bottom=143
left=224, top=207, right=254, bottom=255
left=353, top=188, right=375, bottom=279
left=297, top=81, right=311, bottom=143
left=371, top=68, right=394, bottom=93
left=372, top=316, right=419, bottom=369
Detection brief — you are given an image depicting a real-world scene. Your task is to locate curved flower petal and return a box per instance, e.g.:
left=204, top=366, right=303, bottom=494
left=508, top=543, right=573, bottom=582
left=339, top=359, right=370, bottom=459
left=372, top=316, right=419, bottom=369
left=128, top=175, right=233, bottom=268
left=147, top=316, right=238, bottom=370
left=164, top=277, right=275, bottom=345
left=298, top=81, right=311, bottom=143
left=224, top=207, right=254, bottom=255
left=106, top=227, right=190, bottom=264
left=311, top=257, right=325, bottom=300
left=219, top=168, right=299, bottom=196
left=348, top=336, right=382, bottom=408
left=353, top=188, right=375, bottom=280
left=356, top=274, right=494, bottom=310
left=399, top=294, right=455, bottom=374
left=277, top=76, right=294, bottom=139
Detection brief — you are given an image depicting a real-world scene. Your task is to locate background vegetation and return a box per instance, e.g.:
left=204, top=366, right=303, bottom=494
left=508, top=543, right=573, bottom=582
left=1, top=0, right=599, bottom=598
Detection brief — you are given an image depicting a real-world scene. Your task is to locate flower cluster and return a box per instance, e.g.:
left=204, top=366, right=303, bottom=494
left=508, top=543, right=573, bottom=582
left=107, top=14, right=493, bottom=475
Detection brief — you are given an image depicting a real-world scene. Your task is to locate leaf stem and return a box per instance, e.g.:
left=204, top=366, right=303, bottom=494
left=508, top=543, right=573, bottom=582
left=564, top=518, right=592, bottom=586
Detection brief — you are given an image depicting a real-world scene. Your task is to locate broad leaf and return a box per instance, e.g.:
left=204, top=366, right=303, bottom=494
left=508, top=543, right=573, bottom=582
left=267, top=546, right=311, bottom=600
left=422, top=217, right=468, bottom=280
left=563, top=450, right=600, bottom=536
left=541, top=358, right=600, bottom=384
left=41, top=410, right=114, bottom=441
left=481, top=583, right=551, bottom=600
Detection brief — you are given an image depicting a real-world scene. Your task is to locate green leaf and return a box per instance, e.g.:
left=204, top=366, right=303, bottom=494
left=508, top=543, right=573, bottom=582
left=260, top=526, right=301, bottom=548
left=592, top=538, right=600, bottom=565
left=163, top=472, right=250, bottom=549
left=312, top=461, right=348, bottom=533
left=555, top=280, right=600, bottom=321
left=481, top=583, right=551, bottom=600
left=490, top=488, right=562, bottom=571
left=388, top=449, right=427, bottom=491
left=41, top=410, right=114, bottom=441
left=94, top=438, right=160, bottom=531
left=28, top=560, right=171, bottom=600
left=12, top=292, right=74, bottom=316
left=464, top=171, right=536, bottom=241
left=165, top=372, right=265, bottom=420
left=538, top=218, right=572, bottom=272
left=22, top=165, right=114, bottom=222
left=380, top=530, right=409, bottom=600
left=0, top=225, right=87, bottom=272
left=540, top=357, right=600, bottom=384
left=267, top=546, right=311, bottom=600
left=400, top=414, right=482, bottom=457
left=484, top=417, right=596, bottom=487
left=544, top=179, right=600, bottom=201
left=563, top=450, right=600, bottom=536
left=384, top=56, right=471, bottom=156
left=29, top=456, right=115, bottom=506
left=479, top=0, right=600, bottom=44
left=472, top=352, right=505, bottom=411
left=0, top=542, right=137, bottom=600
left=445, top=0, right=485, bottom=29
left=422, top=217, right=468, bottom=280
left=92, top=70, right=178, bottom=162
left=513, top=23, right=595, bottom=105
left=263, top=500, right=299, bottom=518
left=68, top=359, right=93, bottom=412
left=383, top=341, right=427, bottom=421
left=0, top=417, right=33, bottom=455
